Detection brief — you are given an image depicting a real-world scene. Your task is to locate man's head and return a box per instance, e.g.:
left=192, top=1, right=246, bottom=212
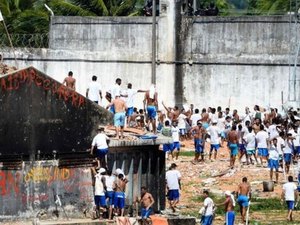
left=97, top=125, right=105, bottom=132
left=203, top=190, right=209, bottom=197
left=68, top=71, right=73, bottom=77
left=288, top=175, right=293, bottom=182
left=127, top=83, right=132, bottom=89
left=195, top=108, right=199, bottom=114
left=232, top=124, right=237, bottom=130
left=141, top=186, right=147, bottom=194
left=242, top=177, right=247, bottom=182
left=116, top=78, right=122, bottom=85
left=170, top=163, right=177, bottom=169
left=197, top=121, right=202, bottom=127
left=92, top=75, right=97, bottom=81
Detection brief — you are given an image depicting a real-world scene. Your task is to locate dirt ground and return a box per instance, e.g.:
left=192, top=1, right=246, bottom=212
left=167, top=139, right=300, bottom=225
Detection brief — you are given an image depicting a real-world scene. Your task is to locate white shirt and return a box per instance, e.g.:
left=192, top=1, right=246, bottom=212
left=95, top=174, right=105, bottom=196
left=238, top=126, right=249, bottom=144
left=178, top=114, right=187, bottom=129
left=269, top=146, right=279, bottom=160
left=283, top=140, right=293, bottom=154
left=105, top=175, right=116, bottom=192
left=190, top=113, right=201, bottom=127
left=166, top=169, right=181, bottom=190
left=92, top=133, right=109, bottom=149
left=203, top=197, right=214, bottom=216
left=125, top=88, right=138, bottom=108
left=171, top=126, right=180, bottom=142
left=87, top=81, right=102, bottom=102
left=276, top=137, right=285, bottom=155
left=206, top=125, right=220, bottom=145
left=217, top=117, right=225, bottom=131
left=256, top=130, right=269, bottom=148
left=245, top=132, right=256, bottom=149
left=110, top=84, right=121, bottom=100
left=283, top=182, right=297, bottom=201
left=294, top=128, right=300, bottom=147
left=269, top=124, right=279, bottom=140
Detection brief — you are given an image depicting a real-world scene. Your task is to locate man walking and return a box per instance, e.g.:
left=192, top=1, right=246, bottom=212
left=200, top=190, right=214, bottom=225
left=237, top=177, right=251, bottom=223
left=282, top=176, right=298, bottom=221
left=166, top=163, right=181, bottom=212
left=63, top=71, right=76, bottom=90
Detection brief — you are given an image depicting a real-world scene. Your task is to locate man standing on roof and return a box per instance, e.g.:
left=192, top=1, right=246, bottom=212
left=86, top=75, right=102, bottom=105
left=63, top=71, right=76, bottom=90
left=144, top=84, right=158, bottom=133
left=106, top=95, right=127, bottom=139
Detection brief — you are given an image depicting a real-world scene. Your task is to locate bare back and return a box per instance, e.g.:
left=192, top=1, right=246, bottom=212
left=225, top=197, right=234, bottom=211
left=238, top=182, right=250, bottom=196
left=113, top=98, right=127, bottom=113
left=228, top=130, right=238, bottom=143
left=145, top=91, right=157, bottom=106
left=63, top=76, right=76, bottom=90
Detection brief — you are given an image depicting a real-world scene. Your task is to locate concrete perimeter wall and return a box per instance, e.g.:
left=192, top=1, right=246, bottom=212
left=1, top=0, right=300, bottom=112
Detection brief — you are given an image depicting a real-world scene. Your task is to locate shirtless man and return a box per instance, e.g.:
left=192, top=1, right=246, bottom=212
left=113, top=173, right=128, bottom=217
left=136, top=186, right=155, bottom=225
left=144, top=84, right=158, bottom=133
left=201, top=108, right=210, bottom=129
left=162, top=102, right=180, bottom=122
left=237, top=177, right=251, bottom=223
left=189, top=121, right=206, bottom=163
left=216, top=191, right=235, bottom=225
left=227, top=125, right=239, bottom=169
left=107, top=95, right=127, bottom=139
left=63, top=71, right=76, bottom=90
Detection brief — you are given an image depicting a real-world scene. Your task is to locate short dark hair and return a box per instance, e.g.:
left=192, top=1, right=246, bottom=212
left=92, top=75, right=97, bottom=81
left=242, top=177, right=247, bottom=182
left=68, top=71, right=73, bottom=76
left=203, top=190, right=209, bottom=195
left=128, top=83, right=132, bottom=88
left=116, top=78, right=121, bottom=83
left=165, top=120, right=170, bottom=126
left=141, top=186, right=147, bottom=191
left=195, top=108, right=199, bottom=114
left=288, top=175, right=293, bottom=182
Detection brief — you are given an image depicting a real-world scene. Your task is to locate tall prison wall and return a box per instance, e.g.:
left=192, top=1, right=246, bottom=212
left=2, top=14, right=299, bottom=111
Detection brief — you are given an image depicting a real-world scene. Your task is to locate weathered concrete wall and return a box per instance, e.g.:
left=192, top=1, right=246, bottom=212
left=0, top=145, right=166, bottom=219
left=176, top=16, right=300, bottom=109
left=0, top=67, right=112, bottom=158
left=2, top=6, right=300, bottom=111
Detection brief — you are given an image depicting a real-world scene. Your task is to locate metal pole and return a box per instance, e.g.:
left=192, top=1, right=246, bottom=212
left=151, top=0, right=156, bottom=84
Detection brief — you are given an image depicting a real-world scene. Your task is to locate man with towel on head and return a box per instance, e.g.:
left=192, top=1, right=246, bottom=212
left=216, top=191, right=235, bottom=225
left=144, top=84, right=158, bottom=134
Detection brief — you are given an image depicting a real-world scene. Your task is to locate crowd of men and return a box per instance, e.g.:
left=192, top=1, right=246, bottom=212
left=63, top=72, right=300, bottom=225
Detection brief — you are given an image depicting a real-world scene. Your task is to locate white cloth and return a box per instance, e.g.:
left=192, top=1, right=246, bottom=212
left=203, top=197, right=214, bottom=216
left=166, top=169, right=181, bottom=190
left=87, top=81, right=102, bottom=102
left=217, top=117, right=225, bottom=131
left=283, top=182, right=297, bottom=201
left=245, top=132, right=256, bottom=149
left=206, top=125, right=221, bottom=145
left=92, top=133, right=109, bottom=149
left=149, top=84, right=156, bottom=99
left=256, top=130, right=269, bottom=148
left=125, top=89, right=138, bottom=107
left=276, top=137, right=285, bottom=155
left=95, top=174, right=105, bottom=196
left=177, top=114, right=187, bottom=129
left=171, top=126, right=180, bottom=142
left=190, top=113, right=201, bottom=127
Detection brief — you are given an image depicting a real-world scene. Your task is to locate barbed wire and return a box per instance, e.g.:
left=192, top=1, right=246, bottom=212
left=0, top=33, right=49, bottom=49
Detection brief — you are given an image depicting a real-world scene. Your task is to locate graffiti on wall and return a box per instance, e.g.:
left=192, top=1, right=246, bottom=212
left=0, top=67, right=85, bottom=108
left=0, top=167, right=93, bottom=203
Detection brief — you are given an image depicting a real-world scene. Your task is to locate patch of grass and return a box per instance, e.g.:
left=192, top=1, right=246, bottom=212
left=179, top=151, right=194, bottom=157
